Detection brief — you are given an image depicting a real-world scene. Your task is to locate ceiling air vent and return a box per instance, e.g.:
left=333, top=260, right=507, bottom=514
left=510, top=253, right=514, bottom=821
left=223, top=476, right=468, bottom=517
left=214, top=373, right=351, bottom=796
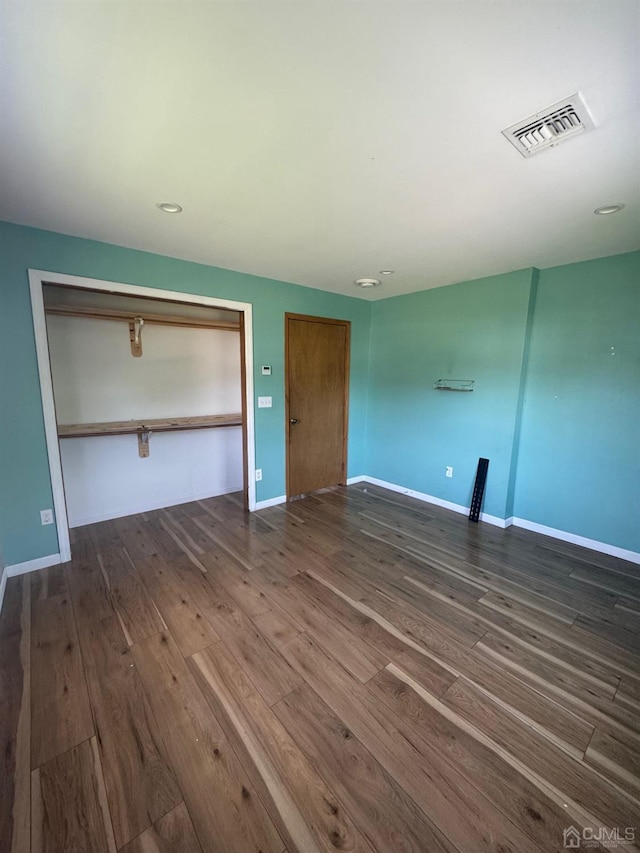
left=502, top=93, right=595, bottom=158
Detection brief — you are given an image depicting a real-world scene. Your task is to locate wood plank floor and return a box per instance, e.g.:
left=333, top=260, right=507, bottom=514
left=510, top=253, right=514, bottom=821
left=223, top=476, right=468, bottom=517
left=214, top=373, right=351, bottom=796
left=2, top=484, right=640, bottom=852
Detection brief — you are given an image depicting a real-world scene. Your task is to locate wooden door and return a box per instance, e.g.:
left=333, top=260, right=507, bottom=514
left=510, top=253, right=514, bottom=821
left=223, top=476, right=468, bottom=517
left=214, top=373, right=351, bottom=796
left=285, top=313, right=350, bottom=498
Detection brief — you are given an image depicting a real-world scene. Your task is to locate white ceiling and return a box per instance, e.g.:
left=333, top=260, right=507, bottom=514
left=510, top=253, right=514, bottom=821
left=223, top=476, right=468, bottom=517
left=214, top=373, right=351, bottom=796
left=1, top=1, right=638, bottom=300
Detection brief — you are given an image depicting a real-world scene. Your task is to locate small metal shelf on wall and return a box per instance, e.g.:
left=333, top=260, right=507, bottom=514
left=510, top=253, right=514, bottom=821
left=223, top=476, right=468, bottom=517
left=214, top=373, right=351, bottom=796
left=434, top=379, right=474, bottom=392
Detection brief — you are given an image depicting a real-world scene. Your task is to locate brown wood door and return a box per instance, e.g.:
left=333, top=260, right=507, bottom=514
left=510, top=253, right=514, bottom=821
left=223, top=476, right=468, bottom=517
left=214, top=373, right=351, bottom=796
left=285, top=313, right=350, bottom=498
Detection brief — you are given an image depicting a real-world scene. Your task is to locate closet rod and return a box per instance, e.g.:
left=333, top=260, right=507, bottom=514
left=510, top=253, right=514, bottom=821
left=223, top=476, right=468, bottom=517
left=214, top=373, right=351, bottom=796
left=45, top=304, right=241, bottom=332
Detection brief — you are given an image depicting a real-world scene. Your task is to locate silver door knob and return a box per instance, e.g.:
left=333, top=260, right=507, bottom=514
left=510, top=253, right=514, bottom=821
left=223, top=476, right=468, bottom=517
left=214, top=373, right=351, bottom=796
left=289, top=418, right=299, bottom=425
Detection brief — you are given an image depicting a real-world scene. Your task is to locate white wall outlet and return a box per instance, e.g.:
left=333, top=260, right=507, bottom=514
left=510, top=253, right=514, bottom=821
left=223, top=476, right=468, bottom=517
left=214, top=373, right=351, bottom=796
left=40, top=508, right=54, bottom=525
left=258, top=396, right=272, bottom=408
left=445, top=466, right=453, bottom=478
left=255, top=468, right=263, bottom=481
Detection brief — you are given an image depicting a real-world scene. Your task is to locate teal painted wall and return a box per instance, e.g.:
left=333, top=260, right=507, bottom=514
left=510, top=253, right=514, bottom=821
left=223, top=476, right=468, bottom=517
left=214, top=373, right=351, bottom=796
left=0, top=221, right=371, bottom=565
left=1, top=218, right=637, bottom=566
left=505, top=268, right=538, bottom=519
left=365, top=252, right=640, bottom=554
left=366, top=269, right=537, bottom=520
left=514, top=251, right=640, bottom=553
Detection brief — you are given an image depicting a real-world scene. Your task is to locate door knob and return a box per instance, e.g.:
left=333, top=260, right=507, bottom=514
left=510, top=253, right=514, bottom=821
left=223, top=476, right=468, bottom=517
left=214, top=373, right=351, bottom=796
left=289, top=418, right=299, bottom=425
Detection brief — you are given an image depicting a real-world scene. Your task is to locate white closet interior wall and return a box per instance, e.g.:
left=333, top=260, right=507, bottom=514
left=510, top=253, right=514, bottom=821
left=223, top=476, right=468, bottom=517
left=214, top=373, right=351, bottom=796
left=47, top=313, right=243, bottom=527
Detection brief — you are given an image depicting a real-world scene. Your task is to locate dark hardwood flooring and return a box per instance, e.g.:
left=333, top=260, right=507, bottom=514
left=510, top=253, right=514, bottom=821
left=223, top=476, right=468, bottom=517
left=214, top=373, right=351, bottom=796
left=2, top=484, right=640, bottom=852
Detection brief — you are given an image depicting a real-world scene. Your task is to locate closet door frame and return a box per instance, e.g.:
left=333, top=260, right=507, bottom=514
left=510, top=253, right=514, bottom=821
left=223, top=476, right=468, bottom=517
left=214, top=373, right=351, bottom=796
left=29, top=269, right=256, bottom=563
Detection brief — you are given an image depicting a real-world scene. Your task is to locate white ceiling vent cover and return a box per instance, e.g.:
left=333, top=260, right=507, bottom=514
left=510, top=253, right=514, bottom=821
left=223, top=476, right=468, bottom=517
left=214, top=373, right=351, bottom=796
left=502, top=93, right=595, bottom=158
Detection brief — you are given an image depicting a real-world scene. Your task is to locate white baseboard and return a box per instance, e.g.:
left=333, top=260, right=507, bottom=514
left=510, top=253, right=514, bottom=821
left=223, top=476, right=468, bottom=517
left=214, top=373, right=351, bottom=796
left=358, top=476, right=510, bottom=528
left=0, top=553, right=63, bottom=614
left=510, top=517, right=640, bottom=565
left=70, top=485, right=243, bottom=528
left=352, top=477, right=640, bottom=564
left=255, top=494, right=287, bottom=510
left=6, top=553, right=63, bottom=575
left=255, top=480, right=366, bottom=509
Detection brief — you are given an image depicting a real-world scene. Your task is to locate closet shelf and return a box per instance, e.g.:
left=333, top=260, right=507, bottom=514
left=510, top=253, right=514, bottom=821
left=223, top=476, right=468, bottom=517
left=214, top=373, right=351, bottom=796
left=45, top=304, right=241, bottom=332
left=58, top=413, right=242, bottom=439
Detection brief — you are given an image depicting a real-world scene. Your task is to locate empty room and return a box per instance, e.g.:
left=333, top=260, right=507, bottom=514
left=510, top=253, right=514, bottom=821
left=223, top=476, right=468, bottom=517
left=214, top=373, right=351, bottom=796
left=1, top=2, right=639, bottom=852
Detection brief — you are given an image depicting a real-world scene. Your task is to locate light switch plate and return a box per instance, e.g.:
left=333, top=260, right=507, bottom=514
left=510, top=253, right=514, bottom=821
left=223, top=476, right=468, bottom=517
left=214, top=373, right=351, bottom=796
left=258, top=396, right=272, bottom=408
left=261, top=365, right=272, bottom=375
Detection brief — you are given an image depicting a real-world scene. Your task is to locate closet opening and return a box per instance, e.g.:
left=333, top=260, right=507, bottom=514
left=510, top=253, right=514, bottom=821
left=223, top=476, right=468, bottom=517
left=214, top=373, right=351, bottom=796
left=29, top=271, right=256, bottom=563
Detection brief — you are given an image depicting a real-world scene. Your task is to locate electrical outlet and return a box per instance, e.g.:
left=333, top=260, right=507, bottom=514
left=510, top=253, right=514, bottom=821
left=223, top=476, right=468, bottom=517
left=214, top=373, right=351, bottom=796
left=258, top=396, right=272, bottom=408
left=255, top=468, right=263, bottom=481
left=445, top=466, right=453, bottom=478
left=40, top=508, right=54, bottom=525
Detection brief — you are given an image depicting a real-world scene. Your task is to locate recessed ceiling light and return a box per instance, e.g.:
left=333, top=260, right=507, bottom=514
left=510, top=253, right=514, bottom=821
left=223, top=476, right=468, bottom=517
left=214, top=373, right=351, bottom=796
left=354, top=278, right=380, bottom=288
left=594, top=204, right=624, bottom=215
left=379, top=270, right=395, bottom=275
left=156, top=202, right=183, bottom=213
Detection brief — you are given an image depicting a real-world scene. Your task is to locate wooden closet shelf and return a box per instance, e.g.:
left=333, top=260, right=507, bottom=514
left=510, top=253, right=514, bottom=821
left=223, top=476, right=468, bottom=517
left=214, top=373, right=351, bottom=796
left=58, top=414, right=243, bottom=439
left=45, top=304, right=241, bottom=332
